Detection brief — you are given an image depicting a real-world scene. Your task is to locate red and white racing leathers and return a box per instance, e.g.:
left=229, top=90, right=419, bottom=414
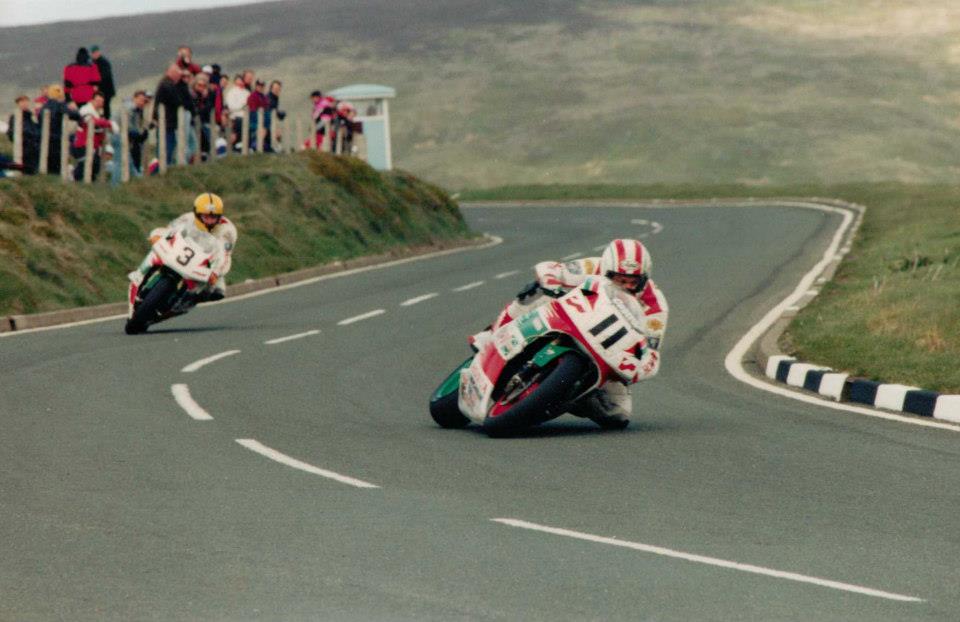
left=503, top=256, right=668, bottom=426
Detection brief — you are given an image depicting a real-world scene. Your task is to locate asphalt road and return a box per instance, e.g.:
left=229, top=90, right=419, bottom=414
left=3, top=204, right=959, bottom=621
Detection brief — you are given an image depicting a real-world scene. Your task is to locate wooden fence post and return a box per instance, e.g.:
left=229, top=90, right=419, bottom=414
left=12, top=109, right=23, bottom=170
left=194, top=117, right=203, bottom=163
left=120, top=110, right=130, bottom=183
left=241, top=109, right=250, bottom=156
left=83, top=117, right=94, bottom=183
left=158, top=104, right=167, bottom=174
left=176, top=108, right=187, bottom=166
left=211, top=122, right=221, bottom=158
left=256, top=109, right=265, bottom=154
left=335, top=124, right=344, bottom=155
left=60, top=116, right=70, bottom=182
left=38, top=109, right=50, bottom=174
left=322, top=119, right=331, bottom=152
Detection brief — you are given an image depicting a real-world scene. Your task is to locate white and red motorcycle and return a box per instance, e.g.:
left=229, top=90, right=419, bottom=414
left=125, top=225, right=225, bottom=334
left=429, top=276, right=651, bottom=436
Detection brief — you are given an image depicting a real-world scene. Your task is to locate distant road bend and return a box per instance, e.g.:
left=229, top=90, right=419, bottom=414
left=2, top=202, right=958, bottom=620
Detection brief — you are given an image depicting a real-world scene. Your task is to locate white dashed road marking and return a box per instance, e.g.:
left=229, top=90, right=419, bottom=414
left=401, top=293, right=438, bottom=307
left=181, top=349, right=241, bottom=373
left=236, top=439, right=380, bottom=489
left=493, top=519, right=923, bottom=603
left=264, top=330, right=320, bottom=345
left=171, top=384, right=214, bottom=420
left=494, top=270, right=520, bottom=280
left=337, top=309, right=386, bottom=325
left=453, top=281, right=485, bottom=292
left=561, top=252, right=583, bottom=260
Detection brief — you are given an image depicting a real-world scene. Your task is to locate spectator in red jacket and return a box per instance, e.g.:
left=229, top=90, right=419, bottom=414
left=63, top=47, right=101, bottom=105
left=176, top=45, right=202, bottom=75
left=247, top=79, right=271, bottom=151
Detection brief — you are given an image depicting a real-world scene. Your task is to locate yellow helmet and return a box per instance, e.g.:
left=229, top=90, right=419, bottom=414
left=193, top=192, right=224, bottom=231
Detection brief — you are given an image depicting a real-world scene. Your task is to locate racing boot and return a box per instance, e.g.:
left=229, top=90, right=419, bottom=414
left=568, top=382, right=631, bottom=430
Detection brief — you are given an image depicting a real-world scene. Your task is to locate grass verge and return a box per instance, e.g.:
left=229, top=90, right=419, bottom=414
left=0, top=151, right=472, bottom=315
left=462, top=183, right=960, bottom=393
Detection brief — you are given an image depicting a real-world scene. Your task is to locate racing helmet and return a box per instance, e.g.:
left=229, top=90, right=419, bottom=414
left=599, top=238, right=651, bottom=293
left=193, top=192, right=224, bottom=231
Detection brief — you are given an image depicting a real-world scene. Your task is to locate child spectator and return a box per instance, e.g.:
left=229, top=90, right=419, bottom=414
left=224, top=74, right=249, bottom=150
left=310, top=90, right=336, bottom=150
left=71, top=91, right=115, bottom=181
left=90, top=45, right=116, bottom=119
left=63, top=47, right=101, bottom=105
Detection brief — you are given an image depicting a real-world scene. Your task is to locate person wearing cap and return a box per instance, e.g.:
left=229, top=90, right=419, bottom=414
left=6, top=95, right=40, bottom=174
left=246, top=79, right=271, bottom=151
left=90, top=45, right=116, bottom=119
left=39, top=84, right=81, bottom=175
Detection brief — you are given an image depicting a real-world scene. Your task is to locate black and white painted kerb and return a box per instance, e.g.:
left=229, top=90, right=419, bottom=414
left=766, top=354, right=960, bottom=423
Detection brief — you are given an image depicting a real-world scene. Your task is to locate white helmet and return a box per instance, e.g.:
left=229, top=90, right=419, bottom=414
left=599, top=238, right=651, bottom=293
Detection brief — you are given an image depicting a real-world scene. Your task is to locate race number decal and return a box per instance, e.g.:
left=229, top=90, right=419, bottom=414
left=175, top=246, right=196, bottom=266
left=588, top=314, right=628, bottom=349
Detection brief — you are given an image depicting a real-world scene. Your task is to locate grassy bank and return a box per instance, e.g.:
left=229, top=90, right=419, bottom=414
left=463, top=184, right=960, bottom=393
left=0, top=152, right=471, bottom=315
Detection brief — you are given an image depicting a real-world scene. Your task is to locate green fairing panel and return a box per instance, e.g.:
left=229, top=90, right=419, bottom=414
left=433, top=356, right=474, bottom=399
left=530, top=343, right=576, bottom=368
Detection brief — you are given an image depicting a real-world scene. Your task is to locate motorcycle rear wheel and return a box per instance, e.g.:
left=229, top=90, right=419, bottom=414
left=125, top=274, right=178, bottom=335
left=482, top=352, right=587, bottom=437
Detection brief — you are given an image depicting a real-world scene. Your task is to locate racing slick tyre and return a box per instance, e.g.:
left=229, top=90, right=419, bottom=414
left=125, top=274, right=178, bottom=335
left=429, top=357, right=473, bottom=429
left=482, top=352, right=588, bottom=437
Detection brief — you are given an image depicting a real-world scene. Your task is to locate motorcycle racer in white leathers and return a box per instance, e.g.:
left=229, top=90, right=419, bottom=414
left=128, top=192, right=237, bottom=302
left=485, top=238, right=668, bottom=429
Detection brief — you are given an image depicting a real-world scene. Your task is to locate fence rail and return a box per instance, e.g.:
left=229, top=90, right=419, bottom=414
left=5, top=100, right=361, bottom=184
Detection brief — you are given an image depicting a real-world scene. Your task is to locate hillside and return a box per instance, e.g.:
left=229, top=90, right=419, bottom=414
left=3, top=1, right=960, bottom=188
left=0, top=152, right=470, bottom=314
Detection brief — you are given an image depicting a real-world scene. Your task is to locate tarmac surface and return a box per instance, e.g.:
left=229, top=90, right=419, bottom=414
left=2, top=204, right=958, bottom=620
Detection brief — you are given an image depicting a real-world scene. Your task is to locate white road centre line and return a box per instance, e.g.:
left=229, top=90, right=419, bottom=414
left=452, top=281, right=485, bottom=292
left=170, top=384, right=214, bottom=420
left=494, top=270, right=520, bottom=280
left=337, top=309, right=386, bottom=326
left=401, top=293, right=439, bottom=307
left=593, top=244, right=607, bottom=252
left=181, top=349, right=241, bottom=373
left=631, top=218, right=649, bottom=225
left=236, top=439, right=379, bottom=489
left=264, top=329, right=320, bottom=345
left=492, top=519, right=923, bottom=603
left=561, top=252, right=583, bottom=260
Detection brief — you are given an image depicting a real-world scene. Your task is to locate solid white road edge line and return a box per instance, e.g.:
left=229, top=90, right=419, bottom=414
left=453, top=281, right=485, bottom=292
left=492, top=519, right=923, bottom=603
left=170, top=384, right=214, bottom=420
left=561, top=252, right=583, bottom=260
left=181, top=349, right=241, bottom=373
left=494, top=270, right=520, bottom=279
left=236, top=439, right=379, bottom=489
left=0, top=235, right=504, bottom=338
left=722, top=201, right=960, bottom=432
left=264, top=330, right=320, bottom=345
left=337, top=309, right=386, bottom=325
left=401, top=293, right=439, bottom=306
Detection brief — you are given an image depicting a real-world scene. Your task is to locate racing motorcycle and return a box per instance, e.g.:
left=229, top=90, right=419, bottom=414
left=125, top=225, right=225, bottom=335
left=429, top=276, right=650, bottom=436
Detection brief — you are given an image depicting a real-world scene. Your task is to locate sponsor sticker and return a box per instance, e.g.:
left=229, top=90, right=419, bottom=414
left=565, top=261, right=583, bottom=275
left=646, top=318, right=664, bottom=333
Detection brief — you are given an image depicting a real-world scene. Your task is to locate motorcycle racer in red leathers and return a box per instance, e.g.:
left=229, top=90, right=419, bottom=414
left=480, top=239, right=668, bottom=429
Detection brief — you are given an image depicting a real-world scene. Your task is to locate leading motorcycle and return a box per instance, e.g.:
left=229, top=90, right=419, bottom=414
left=125, top=225, right=225, bottom=334
left=429, top=276, right=651, bottom=436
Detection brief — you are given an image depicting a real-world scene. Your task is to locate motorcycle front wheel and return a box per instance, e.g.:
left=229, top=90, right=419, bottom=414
left=482, top=352, right=587, bottom=437
left=125, top=274, right=178, bottom=335
left=428, top=356, right=473, bottom=429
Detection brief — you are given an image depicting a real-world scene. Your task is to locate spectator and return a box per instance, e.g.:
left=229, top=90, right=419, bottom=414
left=333, top=100, right=358, bottom=155
left=247, top=79, right=270, bottom=151
left=153, top=63, right=186, bottom=164
left=32, top=85, right=49, bottom=118
left=90, top=45, right=116, bottom=119
left=127, top=89, right=152, bottom=175
left=39, top=84, right=81, bottom=175
left=267, top=80, right=285, bottom=152
left=192, top=73, right=217, bottom=158
left=208, top=64, right=222, bottom=89
left=176, top=45, right=202, bottom=75
left=177, top=69, right=199, bottom=161
left=242, top=69, right=255, bottom=90
left=63, top=47, right=101, bottom=105
left=224, top=74, right=249, bottom=150
left=310, top=89, right=336, bottom=150
left=6, top=95, right=40, bottom=174
left=71, top=91, right=115, bottom=181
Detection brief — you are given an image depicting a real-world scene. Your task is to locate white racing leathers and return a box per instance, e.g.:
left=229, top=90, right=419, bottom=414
left=133, top=212, right=238, bottom=295
left=502, top=257, right=668, bottom=427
